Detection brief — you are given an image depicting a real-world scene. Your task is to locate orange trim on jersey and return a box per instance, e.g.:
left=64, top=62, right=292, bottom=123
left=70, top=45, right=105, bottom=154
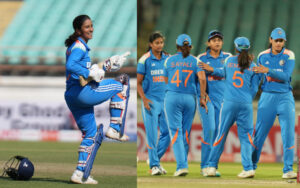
left=213, top=134, right=224, bottom=147
left=260, top=49, right=271, bottom=55
left=185, top=130, right=189, bottom=145
left=117, top=93, right=126, bottom=100
left=146, top=143, right=153, bottom=149
left=172, top=128, right=179, bottom=145
left=199, top=136, right=209, bottom=145
left=288, top=145, right=295, bottom=150
left=283, top=49, right=290, bottom=55
left=247, top=133, right=257, bottom=149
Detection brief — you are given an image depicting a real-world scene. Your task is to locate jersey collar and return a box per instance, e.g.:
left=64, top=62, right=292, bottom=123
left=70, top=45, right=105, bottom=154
left=78, top=37, right=90, bottom=51
left=150, top=49, right=166, bottom=60
left=206, top=49, right=224, bottom=59
left=270, top=47, right=284, bottom=57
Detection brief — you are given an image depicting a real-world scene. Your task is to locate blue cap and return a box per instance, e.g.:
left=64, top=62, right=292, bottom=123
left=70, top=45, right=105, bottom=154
left=208, top=30, right=223, bottom=41
left=176, top=34, right=192, bottom=46
left=270, top=27, right=286, bottom=40
left=234, top=37, right=250, bottom=52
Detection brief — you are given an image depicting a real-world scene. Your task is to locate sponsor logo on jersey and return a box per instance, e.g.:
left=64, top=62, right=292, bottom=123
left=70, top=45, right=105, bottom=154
left=279, top=60, right=285, bottom=66
left=151, top=69, right=163, bottom=75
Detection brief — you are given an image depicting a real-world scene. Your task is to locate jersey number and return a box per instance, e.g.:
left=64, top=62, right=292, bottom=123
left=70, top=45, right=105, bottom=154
left=232, top=71, right=243, bottom=88
left=171, top=70, right=193, bottom=87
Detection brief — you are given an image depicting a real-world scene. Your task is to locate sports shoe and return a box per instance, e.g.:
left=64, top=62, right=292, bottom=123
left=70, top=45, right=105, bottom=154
left=207, top=167, right=217, bottom=177
left=83, top=176, right=98, bottom=184
left=201, top=168, right=208, bottom=177
left=159, top=165, right=167, bottom=175
left=71, top=170, right=98, bottom=184
left=282, top=171, right=297, bottom=179
left=237, top=170, right=255, bottom=178
left=174, top=168, right=188, bottom=176
left=151, top=166, right=162, bottom=176
left=71, top=170, right=84, bottom=184
left=105, top=127, right=129, bottom=141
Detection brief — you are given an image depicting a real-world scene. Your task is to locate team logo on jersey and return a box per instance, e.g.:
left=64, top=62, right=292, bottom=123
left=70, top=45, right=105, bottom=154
left=265, top=61, right=269, bottom=65
left=151, top=63, right=155, bottom=67
left=279, top=60, right=285, bottom=66
left=87, top=62, right=91, bottom=68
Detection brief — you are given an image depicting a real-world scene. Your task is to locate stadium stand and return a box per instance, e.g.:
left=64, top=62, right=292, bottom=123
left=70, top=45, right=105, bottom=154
left=0, top=0, right=136, bottom=76
left=151, top=0, right=300, bottom=86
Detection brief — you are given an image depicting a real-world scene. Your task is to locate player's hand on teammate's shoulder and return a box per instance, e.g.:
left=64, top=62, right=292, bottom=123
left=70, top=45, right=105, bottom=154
left=199, top=62, right=214, bottom=72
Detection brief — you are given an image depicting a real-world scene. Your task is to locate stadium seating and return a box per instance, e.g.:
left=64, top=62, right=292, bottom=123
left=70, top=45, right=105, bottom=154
left=153, top=0, right=300, bottom=85
left=0, top=0, right=136, bottom=66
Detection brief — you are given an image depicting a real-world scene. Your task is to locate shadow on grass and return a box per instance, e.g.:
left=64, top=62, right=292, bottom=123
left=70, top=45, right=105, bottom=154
left=0, top=176, right=71, bottom=184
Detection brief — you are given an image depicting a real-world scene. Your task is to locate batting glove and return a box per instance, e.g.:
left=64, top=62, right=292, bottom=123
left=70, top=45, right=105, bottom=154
left=89, top=64, right=105, bottom=82
left=103, top=52, right=130, bottom=72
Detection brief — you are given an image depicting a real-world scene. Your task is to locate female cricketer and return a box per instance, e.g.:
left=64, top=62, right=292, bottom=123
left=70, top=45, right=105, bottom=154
left=163, top=34, right=207, bottom=176
left=206, top=37, right=260, bottom=178
left=252, top=27, right=296, bottom=179
left=197, top=30, right=231, bottom=177
left=64, top=15, right=130, bottom=184
left=137, top=31, right=170, bottom=175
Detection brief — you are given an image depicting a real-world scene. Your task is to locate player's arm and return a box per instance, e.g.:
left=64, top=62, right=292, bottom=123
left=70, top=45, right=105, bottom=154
left=253, top=51, right=295, bottom=82
left=197, top=70, right=208, bottom=112
left=250, top=63, right=261, bottom=99
left=66, top=48, right=90, bottom=79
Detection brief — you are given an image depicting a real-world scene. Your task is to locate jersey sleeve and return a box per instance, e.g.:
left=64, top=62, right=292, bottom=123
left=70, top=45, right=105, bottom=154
left=66, top=48, right=90, bottom=79
left=137, top=55, right=147, bottom=75
left=250, top=63, right=261, bottom=99
left=163, top=57, right=170, bottom=77
left=196, top=59, right=204, bottom=73
left=267, top=50, right=295, bottom=82
left=212, top=56, right=228, bottom=77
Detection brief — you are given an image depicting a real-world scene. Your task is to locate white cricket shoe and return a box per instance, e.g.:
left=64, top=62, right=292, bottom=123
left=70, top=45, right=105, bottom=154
left=159, top=165, right=167, bottom=175
left=71, top=170, right=84, bottom=184
left=237, top=170, right=255, bottom=178
left=201, top=168, right=208, bottom=177
left=174, top=168, right=188, bottom=177
left=151, top=166, right=162, bottom=176
left=207, top=167, right=217, bottom=177
left=71, top=170, right=98, bottom=184
left=83, top=176, right=98, bottom=184
left=282, top=171, right=297, bottom=179
left=105, top=127, right=129, bottom=141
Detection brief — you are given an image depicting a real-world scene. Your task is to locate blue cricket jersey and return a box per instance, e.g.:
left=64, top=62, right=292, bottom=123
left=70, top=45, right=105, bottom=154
left=137, top=50, right=168, bottom=101
left=163, top=52, right=202, bottom=95
left=222, top=56, right=260, bottom=103
left=196, top=50, right=231, bottom=101
left=65, top=37, right=91, bottom=90
left=257, top=48, right=295, bottom=93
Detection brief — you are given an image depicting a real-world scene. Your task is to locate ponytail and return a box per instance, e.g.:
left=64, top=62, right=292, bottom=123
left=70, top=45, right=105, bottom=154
left=65, top=33, right=79, bottom=47
left=238, top=50, right=252, bottom=73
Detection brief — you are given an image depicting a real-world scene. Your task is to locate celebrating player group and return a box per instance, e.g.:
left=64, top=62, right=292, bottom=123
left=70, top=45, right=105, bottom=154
left=137, top=27, right=296, bottom=179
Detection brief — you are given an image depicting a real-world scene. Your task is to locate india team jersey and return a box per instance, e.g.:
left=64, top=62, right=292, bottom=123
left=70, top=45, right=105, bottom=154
left=137, top=50, right=168, bottom=101
left=257, top=48, right=295, bottom=93
left=163, top=52, right=202, bottom=95
left=223, top=56, right=260, bottom=103
left=197, top=50, right=231, bottom=100
left=65, top=37, right=91, bottom=90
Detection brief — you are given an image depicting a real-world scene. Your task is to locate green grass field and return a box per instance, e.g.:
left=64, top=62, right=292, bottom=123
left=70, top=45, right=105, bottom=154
left=137, top=161, right=299, bottom=188
left=0, top=141, right=136, bottom=188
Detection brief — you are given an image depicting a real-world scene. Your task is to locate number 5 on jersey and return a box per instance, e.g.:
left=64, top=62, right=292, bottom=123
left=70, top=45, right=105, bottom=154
left=232, top=71, right=243, bottom=88
left=171, top=70, right=193, bottom=87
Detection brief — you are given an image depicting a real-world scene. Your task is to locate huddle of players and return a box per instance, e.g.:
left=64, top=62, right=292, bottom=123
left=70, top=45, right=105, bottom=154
left=137, top=27, right=296, bottom=179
